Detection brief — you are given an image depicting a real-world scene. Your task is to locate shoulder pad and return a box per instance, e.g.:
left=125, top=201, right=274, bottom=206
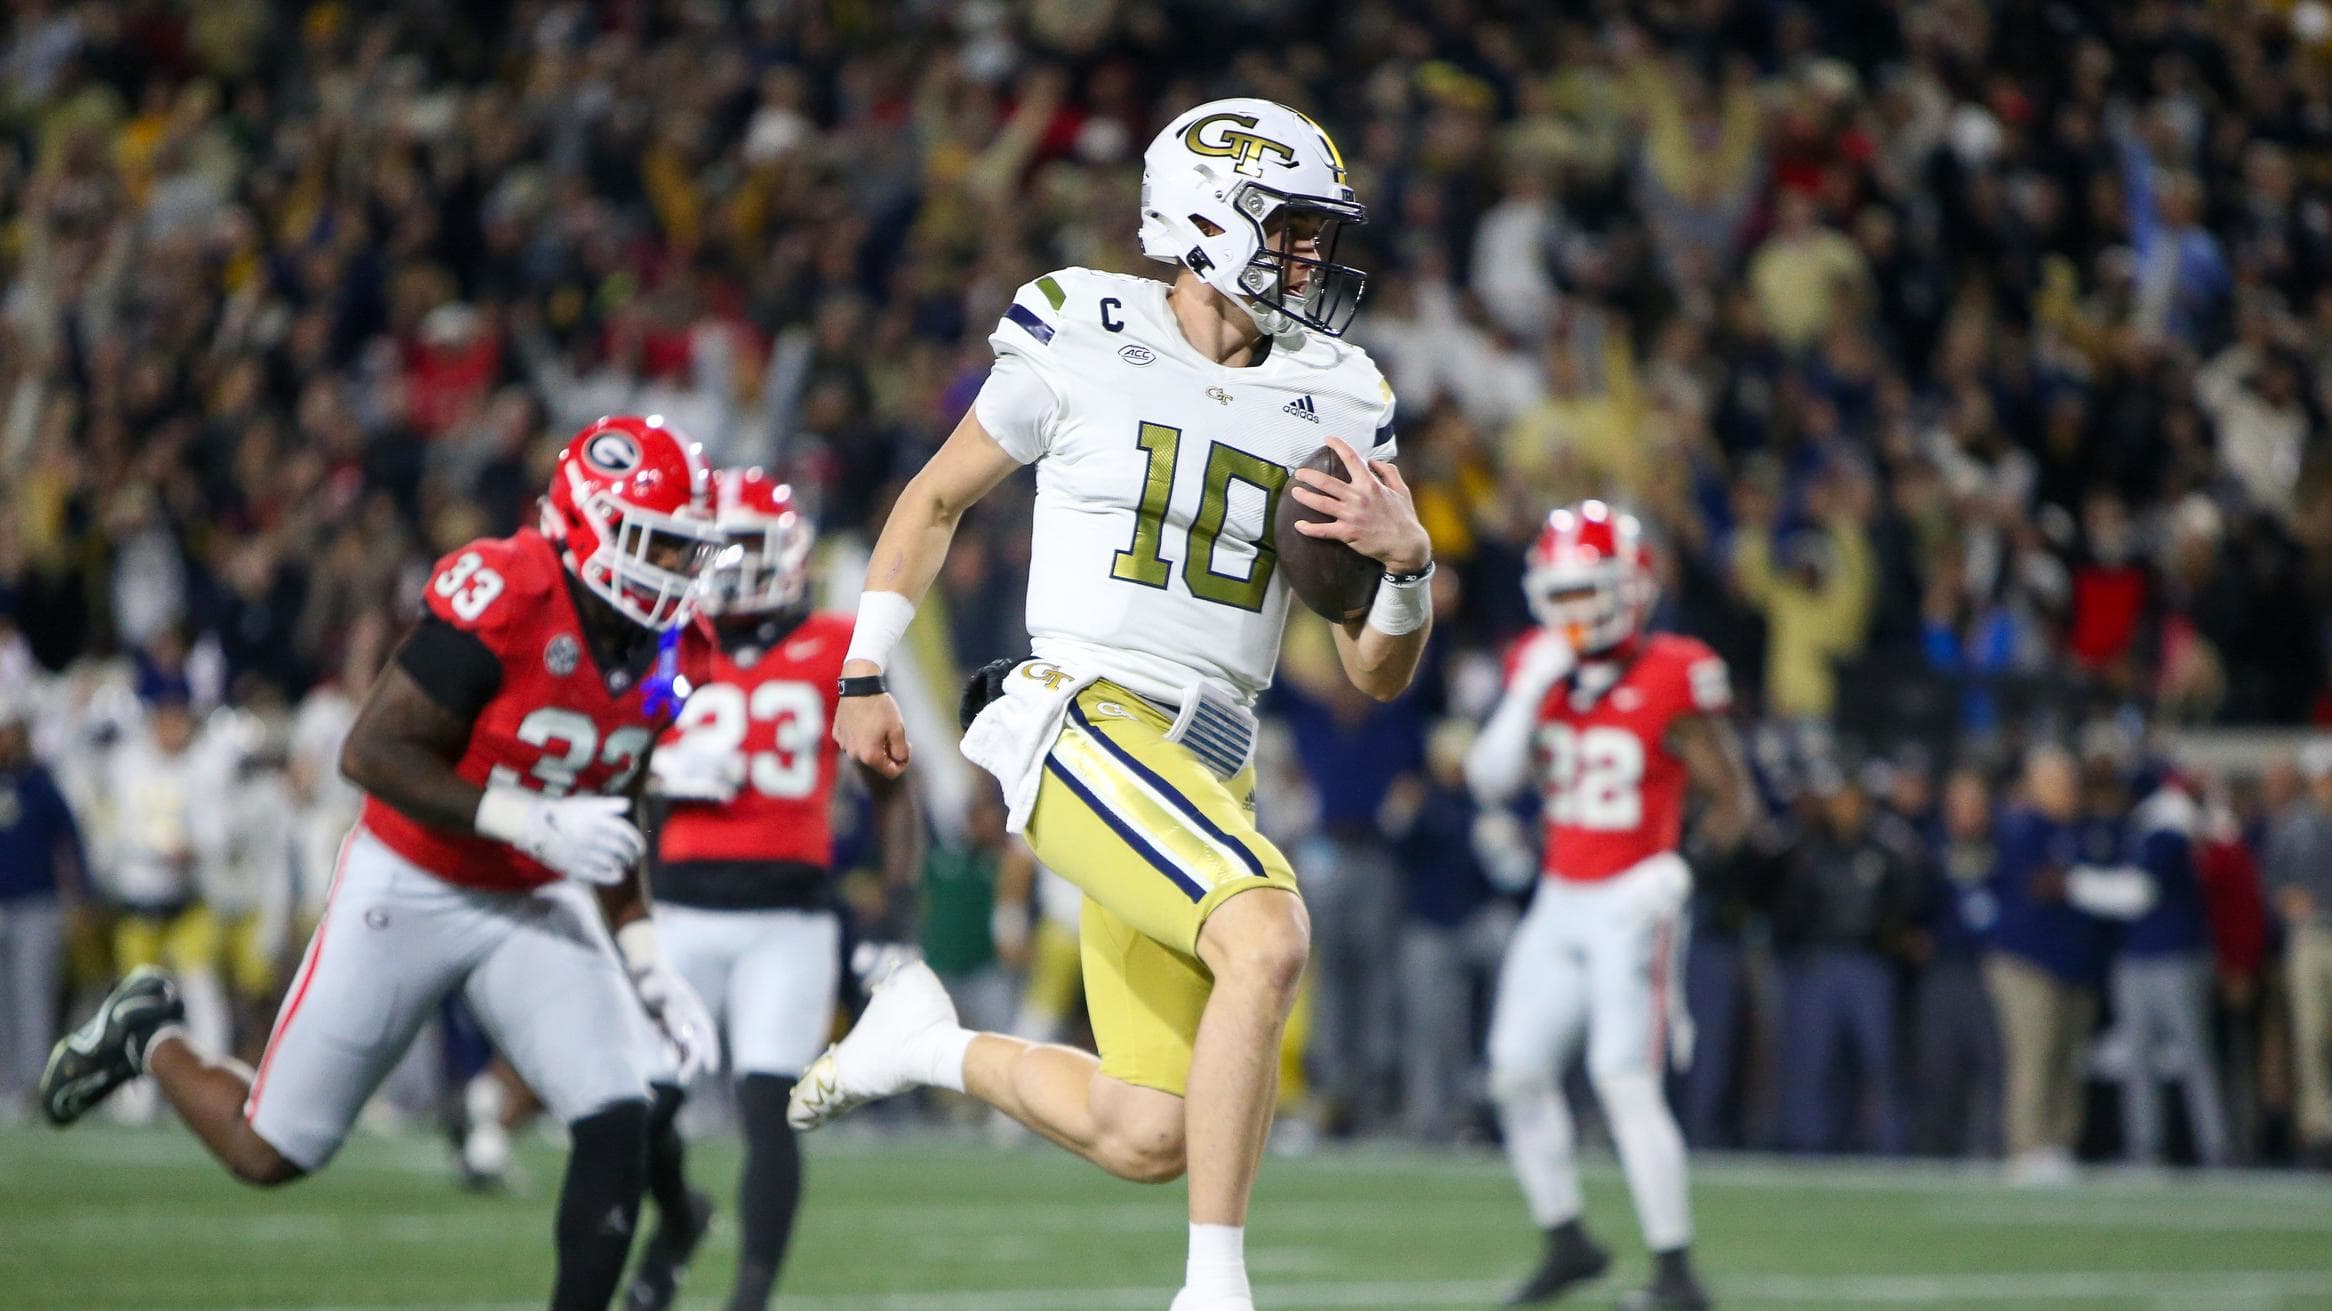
left=995, top=267, right=1106, bottom=351
left=1656, top=636, right=1730, bottom=713
left=422, top=534, right=557, bottom=640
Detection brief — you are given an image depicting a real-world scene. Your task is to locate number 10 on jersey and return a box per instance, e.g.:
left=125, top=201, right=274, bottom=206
left=1109, top=421, right=1290, bottom=612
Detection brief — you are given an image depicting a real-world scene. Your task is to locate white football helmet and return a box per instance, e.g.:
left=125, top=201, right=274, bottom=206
left=1139, top=98, right=1367, bottom=336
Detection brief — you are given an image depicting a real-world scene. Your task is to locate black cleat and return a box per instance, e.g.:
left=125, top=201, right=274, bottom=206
left=1619, top=1251, right=1714, bottom=1311
left=40, top=968, right=184, bottom=1127
left=1502, top=1223, right=1611, bottom=1305
left=623, top=1188, right=715, bottom=1311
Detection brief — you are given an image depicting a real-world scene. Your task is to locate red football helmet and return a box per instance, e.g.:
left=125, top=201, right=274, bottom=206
left=702, top=467, right=814, bottom=617
left=1524, top=499, right=1656, bottom=654
left=541, top=415, right=720, bottom=631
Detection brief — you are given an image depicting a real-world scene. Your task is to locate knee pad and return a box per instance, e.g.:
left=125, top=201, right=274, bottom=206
left=1489, top=1065, right=1558, bottom=1107
left=1590, top=1067, right=1666, bottom=1120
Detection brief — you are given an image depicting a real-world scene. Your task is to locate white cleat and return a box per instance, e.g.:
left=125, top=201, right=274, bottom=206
left=1168, top=1292, right=1256, bottom=1311
left=788, top=959, right=960, bottom=1130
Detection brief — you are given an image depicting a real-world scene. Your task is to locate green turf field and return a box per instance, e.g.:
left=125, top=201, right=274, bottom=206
left=4, top=1123, right=2329, bottom=1310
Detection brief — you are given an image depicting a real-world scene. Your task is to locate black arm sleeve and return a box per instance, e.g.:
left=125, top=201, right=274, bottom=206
left=395, top=617, right=505, bottom=724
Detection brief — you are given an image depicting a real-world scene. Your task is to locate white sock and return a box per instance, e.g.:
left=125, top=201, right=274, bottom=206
left=1185, top=1222, right=1250, bottom=1298
left=178, top=968, right=230, bottom=1057
left=910, top=1025, right=975, bottom=1094
left=1494, top=1075, right=1583, bottom=1228
left=136, top=1022, right=188, bottom=1074
left=1595, top=1069, right=1692, bottom=1250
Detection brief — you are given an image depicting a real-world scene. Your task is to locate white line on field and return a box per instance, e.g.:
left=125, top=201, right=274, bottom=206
left=184, top=1268, right=2332, bottom=1311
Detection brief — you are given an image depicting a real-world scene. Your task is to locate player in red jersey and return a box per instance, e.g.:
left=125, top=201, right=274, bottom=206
left=1466, top=501, right=1755, bottom=1311
left=43, top=416, right=726, bottom=1311
left=620, top=469, right=921, bottom=1311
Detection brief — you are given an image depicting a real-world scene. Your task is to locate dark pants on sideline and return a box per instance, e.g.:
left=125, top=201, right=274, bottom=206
left=1776, top=947, right=1905, bottom=1154
left=1914, top=955, right=2002, bottom=1157
left=1682, top=933, right=1749, bottom=1148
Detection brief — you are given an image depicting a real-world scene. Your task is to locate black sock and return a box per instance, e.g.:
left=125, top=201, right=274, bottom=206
left=726, top=1074, right=804, bottom=1311
left=1652, top=1246, right=1695, bottom=1284
left=643, top=1082, right=692, bottom=1235
left=551, top=1099, right=649, bottom=1311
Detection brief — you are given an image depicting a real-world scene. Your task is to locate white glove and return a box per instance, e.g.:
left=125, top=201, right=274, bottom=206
left=617, top=921, right=721, bottom=1084
left=649, top=738, right=744, bottom=803
left=474, top=790, right=644, bottom=886
left=1471, top=808, right=1540, bottom=894
left=1512, top=626, right=1577, bottom=696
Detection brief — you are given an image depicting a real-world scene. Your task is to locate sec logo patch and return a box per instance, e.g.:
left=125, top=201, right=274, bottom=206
left=545, top=634, right=581, bottom=677
left=1118, top=344, right=1157, bottom=366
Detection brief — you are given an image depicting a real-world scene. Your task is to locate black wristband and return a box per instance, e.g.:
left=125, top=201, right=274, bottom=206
left=837, top=674, right=888, bottom=698
left=1383, top=559, right=1436, bottom=586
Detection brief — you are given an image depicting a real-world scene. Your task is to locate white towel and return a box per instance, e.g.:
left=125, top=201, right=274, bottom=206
left=960, top=658, right=1101, bottom=834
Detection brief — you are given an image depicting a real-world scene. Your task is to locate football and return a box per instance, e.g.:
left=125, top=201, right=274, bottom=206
left=1275, top=444, right=1382, bottom=622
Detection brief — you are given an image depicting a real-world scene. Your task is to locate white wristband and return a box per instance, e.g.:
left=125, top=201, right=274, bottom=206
left=615, top=920, right=661, bottom=974
left=473, top=788, right=534, bottom=845
left=845, top=590, right=917, bottom=671
left=1366, top=564, right=1433, bottom=636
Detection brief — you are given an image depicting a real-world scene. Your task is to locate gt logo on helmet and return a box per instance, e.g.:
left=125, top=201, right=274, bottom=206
left=584, top=431, right=642, bottom=475
left=1183, top=113, right=1298, bottom=178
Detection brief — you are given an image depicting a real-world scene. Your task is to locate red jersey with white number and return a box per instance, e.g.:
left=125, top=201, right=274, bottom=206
left=361, top=530, right=711, bottom=892
left=1528, top=632, right=1730, bottom=883
left=655, top=611, right=852, bottom=866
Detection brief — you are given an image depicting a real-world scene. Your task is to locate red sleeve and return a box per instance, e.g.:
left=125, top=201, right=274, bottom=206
left=1665, top=636, right=1732, bottom=715
left=420, top=536, right=555, bottom=658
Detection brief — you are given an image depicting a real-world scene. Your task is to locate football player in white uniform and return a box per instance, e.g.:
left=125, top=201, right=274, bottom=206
left=793, top=100, right=1434, bottom=1310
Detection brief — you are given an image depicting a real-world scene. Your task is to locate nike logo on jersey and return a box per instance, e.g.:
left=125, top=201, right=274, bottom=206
left=782, top=638, right=824, bottom=661
left=1282, top=394, right=1320, bottom=422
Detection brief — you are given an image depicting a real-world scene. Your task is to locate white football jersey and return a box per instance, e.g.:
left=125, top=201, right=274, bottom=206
left=974, top=267, right=1397, bottom=707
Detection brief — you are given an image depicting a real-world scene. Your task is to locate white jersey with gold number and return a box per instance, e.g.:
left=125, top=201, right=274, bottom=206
left=973, top=267, right=1397, bottom=707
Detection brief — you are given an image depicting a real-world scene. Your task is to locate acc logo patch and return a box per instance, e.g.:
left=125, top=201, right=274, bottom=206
left=544, top=634, right=581, bottom=677
left=1118, top=344, right=1157, bottom=366
left=583, top=429, right=642, bottom=475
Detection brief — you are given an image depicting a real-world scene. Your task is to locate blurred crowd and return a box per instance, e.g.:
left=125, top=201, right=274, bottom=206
left=4, top=0, right=2332, bottom=1166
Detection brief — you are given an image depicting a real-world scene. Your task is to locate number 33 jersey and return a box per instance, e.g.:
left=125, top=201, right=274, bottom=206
left=653, top=611, right=852, bottom=870
left=1527, top=633, right=1731, bottom=883
left=361, top=529, right=714, bottom=892
left=974, top=267, right=1397, bottom=707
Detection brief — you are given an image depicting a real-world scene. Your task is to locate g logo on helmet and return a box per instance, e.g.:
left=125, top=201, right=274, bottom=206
left=1183, top=113, right=1298, bottom=179
left=583, top=430, right=643, bottom=476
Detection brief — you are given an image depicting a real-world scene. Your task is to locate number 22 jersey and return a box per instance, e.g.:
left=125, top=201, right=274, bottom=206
left=1528, top=633, right=1731, bottom=883
left=360, top=529, right=712, bottom=893
left=973, top=267, right=1397, bottom=708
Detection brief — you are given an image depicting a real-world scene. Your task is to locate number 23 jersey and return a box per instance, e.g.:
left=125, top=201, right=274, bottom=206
left=1528, top=633, right=1731, bottom=883
left=654, top=611, right=851, bottom=869
left=360, top=529, right=712, bottom=892
left=974, top=267, right=1397, bottom=707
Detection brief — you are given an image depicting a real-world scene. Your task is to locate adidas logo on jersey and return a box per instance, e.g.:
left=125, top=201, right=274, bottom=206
left=1282, top=394, right=1320, bottom=422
